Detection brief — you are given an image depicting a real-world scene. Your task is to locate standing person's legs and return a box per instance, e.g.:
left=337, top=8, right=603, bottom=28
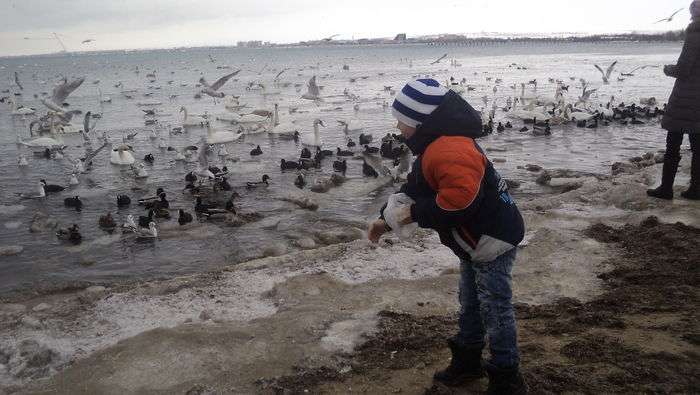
left=433, top=259, right=485, bottom=386
left=473, top=248, right=527, bottom=394
left=648, top=131, right=684, bottom=199
left=681, top=133, right=700, bottom=199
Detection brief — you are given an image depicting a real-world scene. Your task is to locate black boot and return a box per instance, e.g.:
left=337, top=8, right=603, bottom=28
left=486, top=364, right=528, bottom=395
left=681, top=152, right=700, bottom=200
left=433, top=338, right=484, bottom=386
left=647, top=154, right=680, bottom=200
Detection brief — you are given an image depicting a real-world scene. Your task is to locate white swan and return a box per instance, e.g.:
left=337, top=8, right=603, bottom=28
left=268, top=104, right=299, bottom=136
left=111, top=144, right=136, bottom=165
left=8, top=98, right=35, bottom=115
left=180, top=107, right=208, bottom=127
left=206, top=125, right=242, bottom=144
left=301, top=119, right=325, bottom=148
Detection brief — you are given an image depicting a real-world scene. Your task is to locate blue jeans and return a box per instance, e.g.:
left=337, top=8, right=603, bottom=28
left=456, top=248, right=520, bottom=369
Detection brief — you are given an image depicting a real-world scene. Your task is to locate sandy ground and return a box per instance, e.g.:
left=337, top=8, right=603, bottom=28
left=1, top=152, right=699, bottom=394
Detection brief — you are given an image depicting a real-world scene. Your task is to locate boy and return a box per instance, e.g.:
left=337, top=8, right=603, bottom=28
left=368, top=79, right=527, bottom=394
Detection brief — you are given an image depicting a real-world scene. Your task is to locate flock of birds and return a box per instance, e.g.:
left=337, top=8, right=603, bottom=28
left=1, top=48, right=668, bottom=246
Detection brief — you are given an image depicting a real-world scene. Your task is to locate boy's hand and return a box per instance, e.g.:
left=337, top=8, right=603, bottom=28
left=368, top=219, right=388, bottom=243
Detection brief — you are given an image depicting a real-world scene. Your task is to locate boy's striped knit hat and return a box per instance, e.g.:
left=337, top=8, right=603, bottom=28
left=391, top=79, right=448, bottom=128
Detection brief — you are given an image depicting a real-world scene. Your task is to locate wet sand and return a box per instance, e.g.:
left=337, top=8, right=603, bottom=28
left=1, top=152, right=699, bottom=394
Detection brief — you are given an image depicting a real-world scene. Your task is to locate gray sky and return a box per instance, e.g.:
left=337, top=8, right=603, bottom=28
left=0, top=0, right=692, bottom=56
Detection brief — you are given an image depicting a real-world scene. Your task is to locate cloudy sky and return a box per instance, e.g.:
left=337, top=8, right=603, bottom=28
left=0, top=0, right=692, bottom=56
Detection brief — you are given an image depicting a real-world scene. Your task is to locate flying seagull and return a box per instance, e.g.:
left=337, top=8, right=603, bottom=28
left=274, top=68, right=290, bottom=81
left=301, top=76, right=321, bottom=100
left=81, top=39, right=95, bottom=44
left=14, top=72, right=23, bottom=90
left=594, top=61, right=618, bottom=84
left=322, top=34, right=340, bottom=42
left=41, top=77, right=85, bottom=113
left=199, top=70, right=240, bottom=98
left=655, top=8, right=684, bottom=23
left=620, top=65, right=660, bottom=77
left=431, top=54, right=448, bottom=65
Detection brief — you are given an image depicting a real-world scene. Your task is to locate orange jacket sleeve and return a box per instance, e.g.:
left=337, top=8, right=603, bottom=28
left=410, top=136, right=487, bottom=229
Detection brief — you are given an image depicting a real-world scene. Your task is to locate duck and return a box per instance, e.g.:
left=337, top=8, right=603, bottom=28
left=145, top=193, right=169, bottom=210
left=139, top=210, right=155, bottom=228
left=362, top=159, right=379, bottom=178
left=64, top=196, right=83, bottom=210
left=178, top=209, right=193, bottom=225
left=154, top=208, right=171, bottom=219
left=194, top=196, right=226, bottom=215
left=99, top=212, right=117, bottom=229
left=131, top=163, right=149, bottom=178
left=337, top=147, right=354, bottom=157
left=69, top=173, right=79, bottom=186
left=117, top=194, right=131, bottom=207
left=246, top=174, right=270, bottom=189
left=215, top=176, right=232, bottom=191
left=185, top=172, right=198, bottom=184
left=144, top=153, right=154, bottom=164
left=359, top=133, right=373, bottom=145
left=294, top=174, right=306, bottom=189
left=40, top=179, right=65, bottom=193
left=56, top=224, right=82, bottom=244
left=333, top=159, right=347, bottom=173
left=363, top=145, right=379, bottom=154
left=137, top=222, right=158, bottom=239
left=496, top=122, right=505, bottom=132
left=300, top=147, right=312, bottom=159
left=347, top=139, right=356, bottom=148
left=519, top=126, right=529, bottom=133
left=280, top=159, right=301, bottom=170
left=505, top=121, right=513, bottom=129
left=315, top=147, right=334, bottom=160
left=250, top=145, right=263, bottom=156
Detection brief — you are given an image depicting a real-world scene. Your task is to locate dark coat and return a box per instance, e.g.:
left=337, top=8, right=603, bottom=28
left=662, top=21, right=700, bottom=134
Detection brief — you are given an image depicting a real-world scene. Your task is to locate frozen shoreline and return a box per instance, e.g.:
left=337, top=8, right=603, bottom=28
left=1, top=153, right=699, bottom=393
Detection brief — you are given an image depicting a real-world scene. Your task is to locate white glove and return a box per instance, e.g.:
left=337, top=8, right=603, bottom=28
left=384, top=193, right=418, bottom=240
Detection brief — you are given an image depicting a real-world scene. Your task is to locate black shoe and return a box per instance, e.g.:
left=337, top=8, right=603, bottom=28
left=433, top=338, right=484, bottom=386
left=486, top=364, right=528, bottom=395
left=681, top=153, right=699, bottom=200
left=647, top=153, right=680, bottom=200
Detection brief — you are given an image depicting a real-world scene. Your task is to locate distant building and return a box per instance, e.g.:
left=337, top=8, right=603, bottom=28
left=394, top=33, right=407, bottom=42
left=236, top=41, right=264, bottom=48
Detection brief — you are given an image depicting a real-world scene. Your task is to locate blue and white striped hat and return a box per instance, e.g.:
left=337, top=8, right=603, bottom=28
left=391, top=79, right=449, bottom=128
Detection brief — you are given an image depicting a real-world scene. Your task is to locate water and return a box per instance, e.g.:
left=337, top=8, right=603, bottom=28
left=0, top=41, right=680, bottom=296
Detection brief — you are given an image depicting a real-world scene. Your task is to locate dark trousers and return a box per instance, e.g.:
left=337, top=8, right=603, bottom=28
left=665, top=132, right=698, bottom=160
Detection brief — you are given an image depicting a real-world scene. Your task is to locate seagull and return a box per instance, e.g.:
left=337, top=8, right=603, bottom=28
left=620, top=65, right=660, bottom=77
left=322, top=34, right=340, bottom=42
left=655, top=8, right=684, bottom=23
left=274, top=68, right=290, bottom=81
left=199, top=70, right=240, bottom=98
left=81, top=39, right=95, bottom=44
left=594, top=61, right=617, bottom=84
left=577, top=83, right=598, bottom=106
left=301, top=76, right=321, bottom=100
left=431, top=54, right=448, bottom=65
left=14, top=72, right=23, bottom=90
left=41, top=77, right=84, bottom=113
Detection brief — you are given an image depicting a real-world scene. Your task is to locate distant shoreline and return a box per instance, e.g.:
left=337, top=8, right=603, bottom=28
left=0, top=31, right=684, bottom=59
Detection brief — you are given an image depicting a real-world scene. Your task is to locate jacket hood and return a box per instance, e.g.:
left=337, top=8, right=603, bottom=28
left=406, top=90, right=484, bottom=155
